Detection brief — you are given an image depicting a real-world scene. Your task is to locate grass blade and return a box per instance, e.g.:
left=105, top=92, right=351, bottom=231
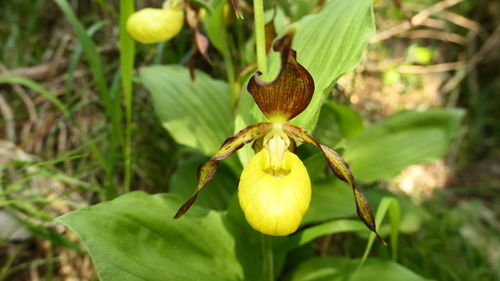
left=360, top=197, right=401, bottom=264
left=0, top=76, right=68, bottom=115
left=53, top=0, right=122, bottom=198
left=119, top=0, right=136, bottom=193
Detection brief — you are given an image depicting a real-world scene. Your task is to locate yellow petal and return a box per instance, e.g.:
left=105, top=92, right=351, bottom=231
left=126, top=7, right=184, bottom=44
left=238, top=150, right=311, bottom=236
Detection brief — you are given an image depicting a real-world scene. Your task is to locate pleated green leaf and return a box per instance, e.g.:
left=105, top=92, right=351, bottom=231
left=57, top=192, right=263, bottom=281
left=344, top=109, right=465, bottom=183
left=287, top=257, right=433, bottom=281
left=140, top=65, right=233, bottom=156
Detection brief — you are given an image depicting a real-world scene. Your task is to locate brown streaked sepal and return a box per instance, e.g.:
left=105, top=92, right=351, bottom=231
left=174, top=122, right=273, bottom=218
left=247, top=34, right=314, bottom=123
left=283, top=124, right=384, bottom=243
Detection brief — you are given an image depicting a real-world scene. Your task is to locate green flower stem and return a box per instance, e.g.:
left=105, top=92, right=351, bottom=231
left=253, top=0, right=267, bottom=76
left=220, top=11, right=237, bottom=104
left=261, top=234, right=274, bottom=281
left=255, top=1, right=272, bottom=279
left=223, top=51, right=237, bottom=103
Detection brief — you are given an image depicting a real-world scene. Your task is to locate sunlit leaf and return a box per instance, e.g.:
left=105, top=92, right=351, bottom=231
left=57, top=192, right=263, bottom=281
left=140, top=65, right=233, bottom=156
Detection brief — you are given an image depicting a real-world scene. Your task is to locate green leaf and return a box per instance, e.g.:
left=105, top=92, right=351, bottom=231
left=285, top=0, right=322, bottom=21
left=303, top=181, right=425, bottom=237
left=205, top=0, right=227, bottom=54
left=364, top=189, right=430, bottom=234
left=344, top=109, right=465, bottom=183
left=57, top=192, right=263, bottom=281
left=328, top=103, right=365, bottom=140
left=302, top=151, right=327, bottom=183
left=275, top=219, right=367, bottom=253
left=286, top=257, right=433, bottom=281
left=313, top=105, right=343, bottom=148
left=140, top=65, right=233, bottom=156
left=236, top=0, right=375, bottom=133
left=169, top=155, right=238, bottom=211
left=303, top=179, right=356, bottom=224
left=360, top=197, right=400, bottom=264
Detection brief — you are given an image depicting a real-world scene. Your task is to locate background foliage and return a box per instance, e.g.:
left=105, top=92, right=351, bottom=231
left=0, top=0, right=499, bottom=280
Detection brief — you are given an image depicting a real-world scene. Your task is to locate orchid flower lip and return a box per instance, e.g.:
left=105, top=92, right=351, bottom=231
left=238, top=148, right=311, bottom=236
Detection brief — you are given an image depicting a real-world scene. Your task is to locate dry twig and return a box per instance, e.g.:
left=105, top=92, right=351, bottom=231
left=371, top=0, right=463, bottom=43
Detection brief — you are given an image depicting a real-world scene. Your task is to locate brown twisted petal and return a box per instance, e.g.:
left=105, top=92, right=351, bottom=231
left=174, top=122, right=273, bottom=218
left=247, top=34, right=315, bottom=123
left=282, top=123, right=386, bottom=244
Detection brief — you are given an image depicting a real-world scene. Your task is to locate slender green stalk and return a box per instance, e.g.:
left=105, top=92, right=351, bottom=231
left=261, top=234, right=274, bottom=281
left=219, top=8, right=237, bottom=104
left=255, top=2, right=272, bottom=278
left=223, top=51, right=237, bottom=103
left=119, top=0, right=136, bottom=193
left=253, top=0, right=267, bottom=76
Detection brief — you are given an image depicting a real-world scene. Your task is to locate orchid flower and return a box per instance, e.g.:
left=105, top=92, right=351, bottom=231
left=175, top=34, right=383, bottom=242
left=126, top=0, right=184, bottom=44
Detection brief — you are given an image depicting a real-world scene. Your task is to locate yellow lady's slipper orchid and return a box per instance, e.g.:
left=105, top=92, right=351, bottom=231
left=239, top=131, right=311, bottom=236
left=174, top=34, right=384, bottom=243
left=126, top=0, right=184, bottom=44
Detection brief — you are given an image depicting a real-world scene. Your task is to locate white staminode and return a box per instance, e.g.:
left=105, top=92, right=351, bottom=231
left=268, top=135, right=287, bottom=171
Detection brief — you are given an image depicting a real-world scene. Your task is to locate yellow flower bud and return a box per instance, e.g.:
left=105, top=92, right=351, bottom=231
left=126, top=5, right=184, bottom=44
left=238, top=149, right=311, bottom=236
